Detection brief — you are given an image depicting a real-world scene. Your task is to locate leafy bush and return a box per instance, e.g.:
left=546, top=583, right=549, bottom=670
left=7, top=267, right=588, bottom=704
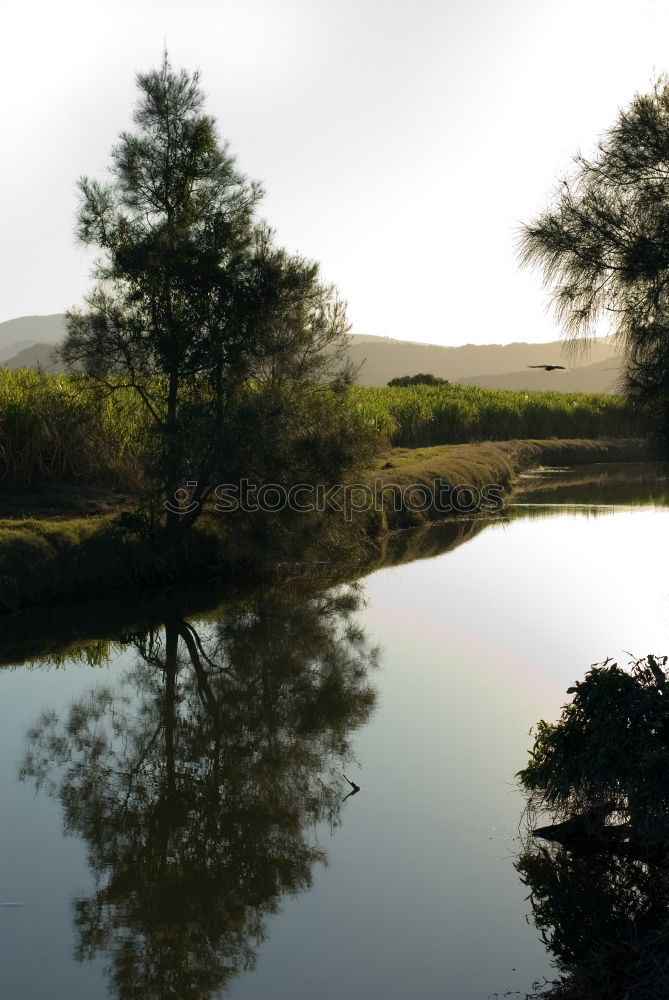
left=387, top=373, right=448, bottom=387
left=519, top=654, right=669, bottom=840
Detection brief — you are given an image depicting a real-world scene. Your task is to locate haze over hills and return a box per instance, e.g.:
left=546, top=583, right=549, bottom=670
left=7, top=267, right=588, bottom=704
left=0, top=315, right=623, bottom=392
left=457, top=358, right=622, bottom=393
left=0, top=340, right=41, bottom=364
left=346, top=333, right=620, bottom=386
left=2, top=343, right=61, bottom=371
left=0, top=315, right=67, bottom=371
left=0, top=314, right=66, bottom=350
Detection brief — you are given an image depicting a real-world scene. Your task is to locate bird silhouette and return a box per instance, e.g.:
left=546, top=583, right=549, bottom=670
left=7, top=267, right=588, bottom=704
left=342, top=774, right=361, bottom=801
left=527, top=364, right=566, bottom=371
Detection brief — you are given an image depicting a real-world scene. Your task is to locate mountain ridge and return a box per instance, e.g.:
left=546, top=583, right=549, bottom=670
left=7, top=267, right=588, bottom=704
left=0, top=315, right=622, bottom=392
left=346, top=333, right=619, bottom=388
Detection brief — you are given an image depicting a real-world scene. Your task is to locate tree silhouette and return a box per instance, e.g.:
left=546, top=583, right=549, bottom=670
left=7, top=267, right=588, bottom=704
left=386, top=373, right=448, bottom=387
left=61, top=54, right=359, bottom=541
left=516, top=835, right=669, bottom=999
left=516, top=654, right=669, bottom=999
left=21, top=582, right=378, bottom=1000
left=518, top=77, right=669, bottom=447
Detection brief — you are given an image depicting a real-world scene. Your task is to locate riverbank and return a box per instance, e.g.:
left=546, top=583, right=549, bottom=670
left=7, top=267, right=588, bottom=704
left=0, top=437, right=655, bottom=612
left=364, top=437, right=655, bottom=530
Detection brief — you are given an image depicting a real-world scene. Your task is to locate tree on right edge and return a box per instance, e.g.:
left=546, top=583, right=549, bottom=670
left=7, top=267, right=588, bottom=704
left=518, top=77, right=669, bottom=448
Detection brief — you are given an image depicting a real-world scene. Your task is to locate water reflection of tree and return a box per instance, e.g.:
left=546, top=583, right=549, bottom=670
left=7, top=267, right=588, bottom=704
left=21, top=583, right=378, bottom=1000
left=516, top=837, right=669, bottom=999
left=516, top=655, right=669, bottom=999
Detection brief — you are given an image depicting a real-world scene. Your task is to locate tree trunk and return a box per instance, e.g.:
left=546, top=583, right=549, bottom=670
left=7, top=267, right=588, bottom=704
left=165, top=369, right=180, bottom=546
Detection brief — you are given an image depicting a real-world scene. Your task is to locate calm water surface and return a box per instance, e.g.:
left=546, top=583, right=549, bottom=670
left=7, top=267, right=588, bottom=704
left=2, top=463, right=668, bottom=999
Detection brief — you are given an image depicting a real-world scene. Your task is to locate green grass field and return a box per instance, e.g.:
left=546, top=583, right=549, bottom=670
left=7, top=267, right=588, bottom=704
left=0, top=369, right=151, bottom=486
left=349, top=383, right=638, bottom=447
left=0, top=370, right=642, bottom=487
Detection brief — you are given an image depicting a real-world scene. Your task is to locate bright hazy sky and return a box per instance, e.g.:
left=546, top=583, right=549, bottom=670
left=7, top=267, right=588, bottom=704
left=3, top=0, right=669, bottom=345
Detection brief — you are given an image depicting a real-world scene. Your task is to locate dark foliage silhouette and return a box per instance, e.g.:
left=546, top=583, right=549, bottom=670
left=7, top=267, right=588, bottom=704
left=519, top=78, right=669, bottom=447
left=517, top=654, right=669, bottom=999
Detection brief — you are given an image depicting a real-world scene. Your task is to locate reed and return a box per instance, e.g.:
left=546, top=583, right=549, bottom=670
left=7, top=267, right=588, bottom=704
left=0, top=370, right=151, bottom=486
left=349, top=384, right=638, bottom=446
left=0, top=371, right=642, bottom=487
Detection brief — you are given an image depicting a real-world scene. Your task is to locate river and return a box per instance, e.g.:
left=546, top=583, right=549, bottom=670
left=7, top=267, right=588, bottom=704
left=1, top=461, right=667, bottom=999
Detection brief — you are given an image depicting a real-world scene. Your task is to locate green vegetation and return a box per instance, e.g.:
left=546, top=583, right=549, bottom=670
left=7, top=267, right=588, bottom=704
left=519, top=654, right=669, bottom=841
left=60, top=55, right=362, bottom=544
left=387, top=373, right=448, bottom=387
left=0, top=369, right=374, bottom=491
left=0, top=515, right=207, bottom=613
left=0, top=438, right=650, bottom=612
left=0, top=373, right=641, bottom=489
left=520, top=76, right=669, bottom=452
left=518, top=655, right=669, bottom=1000
left=0, top=368, right=150, bottom=486
left=0, top=500, right=374, bottom=613
left=364, top=439, right=649, bottom=532
left=350, top=383, right=638, bottom=447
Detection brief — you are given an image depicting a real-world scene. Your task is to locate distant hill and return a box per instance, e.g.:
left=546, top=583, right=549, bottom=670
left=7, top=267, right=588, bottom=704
left=0, top=315, right=623, bottom=393
left=0, top=314, right=66, bottom=352
left=458, top=358, right=623, bottom=394
left=346, top=334, right=619, bottom=388
left=0, top=339, right=43, bottom=364
left=3, top=343, right=61, bottom=372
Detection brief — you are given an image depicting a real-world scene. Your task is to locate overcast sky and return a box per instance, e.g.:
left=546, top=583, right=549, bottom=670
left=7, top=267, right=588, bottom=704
left=3, top=0, right=669, bottom=346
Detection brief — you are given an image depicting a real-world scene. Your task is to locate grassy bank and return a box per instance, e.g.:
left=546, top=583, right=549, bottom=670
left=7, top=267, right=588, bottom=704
left=0, top=437, right=652, bottom=612
left=361, top=437, right=653, bottom=531
left=0, top=513, right=272, bottom=614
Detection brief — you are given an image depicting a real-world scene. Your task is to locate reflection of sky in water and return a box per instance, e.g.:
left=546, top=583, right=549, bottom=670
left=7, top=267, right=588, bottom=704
left=367, top=509, right=669, bottom=699
left=2, top=505, right=668, bottom=1000
left=0, top=658, right=132, bottom=1000
left=235, top=508, right=669, bottom=999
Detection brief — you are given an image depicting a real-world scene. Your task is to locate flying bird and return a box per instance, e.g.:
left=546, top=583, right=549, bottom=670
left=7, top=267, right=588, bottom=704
left=342, top=774, right=361, bottom=801
left=527, top=365, right=566, bottom=371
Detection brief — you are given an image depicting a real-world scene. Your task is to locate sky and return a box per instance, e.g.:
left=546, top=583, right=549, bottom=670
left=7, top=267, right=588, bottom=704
left=3, top=0, right=669, bottom=346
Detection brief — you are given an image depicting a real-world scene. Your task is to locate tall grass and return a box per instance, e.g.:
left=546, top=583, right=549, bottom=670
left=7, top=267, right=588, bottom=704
left=350, top=384, right=639, bottom=446
left=0, top=370, right=151, bottom=486
left=0, top=371, right=642, bottom=487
